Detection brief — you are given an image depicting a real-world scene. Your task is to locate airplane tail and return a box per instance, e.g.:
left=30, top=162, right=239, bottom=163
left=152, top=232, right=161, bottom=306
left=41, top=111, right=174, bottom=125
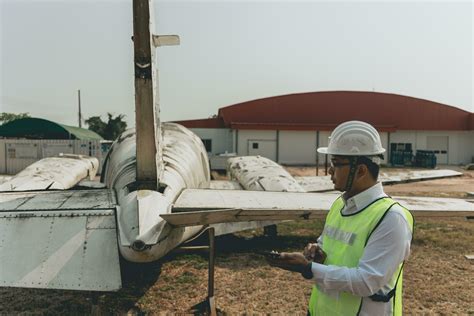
left=132, top=0, right=180, bottom=188
left=133, top=0, right=161, bottom=187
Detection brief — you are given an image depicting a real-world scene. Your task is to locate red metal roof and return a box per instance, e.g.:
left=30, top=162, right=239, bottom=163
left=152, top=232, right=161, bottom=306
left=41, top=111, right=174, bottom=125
left=177, top=91, right=473, bottom=131
left=172, top=117, right=226, bottom=128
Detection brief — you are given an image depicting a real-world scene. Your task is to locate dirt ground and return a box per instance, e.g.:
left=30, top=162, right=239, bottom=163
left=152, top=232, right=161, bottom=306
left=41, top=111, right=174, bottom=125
left=1, top=166, right=473, bottom=315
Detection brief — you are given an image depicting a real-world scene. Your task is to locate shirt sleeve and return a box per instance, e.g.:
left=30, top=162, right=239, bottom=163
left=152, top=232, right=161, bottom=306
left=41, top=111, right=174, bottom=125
left=310, top=207, right=412, bottom=297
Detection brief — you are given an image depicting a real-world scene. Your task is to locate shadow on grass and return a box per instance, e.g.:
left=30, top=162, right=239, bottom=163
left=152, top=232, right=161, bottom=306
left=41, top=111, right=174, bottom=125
left=0, top=221, right=325, bottom=315
left=0, top=260, right=163, bottom=315
left=159, top=219, right=325, bottom=273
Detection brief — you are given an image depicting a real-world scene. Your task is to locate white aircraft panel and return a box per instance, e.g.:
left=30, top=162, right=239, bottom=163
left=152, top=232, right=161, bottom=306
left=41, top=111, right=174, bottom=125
left=174, top=189, right=337, bottom=212
left=393, top=196, right=474, bottom=215
left=209, top=180, right=242, bottom=190
left=163, top=208, right=327, bottom=227
left=0, top=209, right=120, bottom=291
left=379, top=169, right=461, bottom=184
left=295, top=176, right=333, bottom=192
left=0, top=189, right=116, bottom=211
left=165, top=189, right=474, bottom=227
left=0, top=155, right=99, bottom=191
left=296, top=169, right=463, bottom=192
left=0, top=176, right=11, bottom=185
left=0, top=189, right=120, bottom=291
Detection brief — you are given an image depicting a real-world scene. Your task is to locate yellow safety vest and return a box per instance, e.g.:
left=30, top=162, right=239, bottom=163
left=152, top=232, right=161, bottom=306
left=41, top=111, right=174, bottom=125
left=308, top=197, right=414, bottom=316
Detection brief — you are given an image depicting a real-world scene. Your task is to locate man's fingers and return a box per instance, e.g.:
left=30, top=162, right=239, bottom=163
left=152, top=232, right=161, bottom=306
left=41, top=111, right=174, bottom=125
left=304, top=244, right=318, bottom=260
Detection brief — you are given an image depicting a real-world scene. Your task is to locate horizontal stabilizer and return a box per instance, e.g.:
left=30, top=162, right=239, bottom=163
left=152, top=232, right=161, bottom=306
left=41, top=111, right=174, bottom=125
left=162, top=189, right=474, bottom=227
left=162, top=208, right=327, bottom=227
left=0, top=189, right=121, bottom=291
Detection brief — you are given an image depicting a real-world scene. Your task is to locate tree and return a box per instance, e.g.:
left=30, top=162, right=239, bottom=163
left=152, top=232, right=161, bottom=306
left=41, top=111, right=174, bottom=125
left=84, top=116, right=107, bottom=138
left=85, top=113, right=127, bottom=140
left=0, top=112, right=30, bottom=125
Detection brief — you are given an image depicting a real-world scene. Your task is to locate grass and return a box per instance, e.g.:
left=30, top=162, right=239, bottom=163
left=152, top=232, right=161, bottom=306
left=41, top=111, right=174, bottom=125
left=176, top=271, right=198, bottom=284
left=1, top=217, right=473, bottom=315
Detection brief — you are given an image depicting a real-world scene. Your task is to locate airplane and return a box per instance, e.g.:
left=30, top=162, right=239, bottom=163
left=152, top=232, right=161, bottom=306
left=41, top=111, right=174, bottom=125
left=1, top=0, right=473, bottom=294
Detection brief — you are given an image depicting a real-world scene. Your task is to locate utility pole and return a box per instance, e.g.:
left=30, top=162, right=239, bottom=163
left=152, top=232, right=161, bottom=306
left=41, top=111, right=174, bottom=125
left=78, top=89, right=82, bottom=128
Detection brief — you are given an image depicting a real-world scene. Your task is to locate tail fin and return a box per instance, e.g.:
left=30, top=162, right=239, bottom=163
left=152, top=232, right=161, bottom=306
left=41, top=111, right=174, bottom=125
left=133, top=0, right=160, bottom=186
left=132, top=0, right=180, bottom=188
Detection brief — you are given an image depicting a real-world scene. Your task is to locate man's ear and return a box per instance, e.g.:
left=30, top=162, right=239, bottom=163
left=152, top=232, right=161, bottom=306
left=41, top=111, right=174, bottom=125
left=357, top=164, right=369, bottom=178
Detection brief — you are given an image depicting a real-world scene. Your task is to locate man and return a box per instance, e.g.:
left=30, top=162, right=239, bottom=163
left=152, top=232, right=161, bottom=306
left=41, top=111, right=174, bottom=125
left=268, top=121, right=413, bottom=316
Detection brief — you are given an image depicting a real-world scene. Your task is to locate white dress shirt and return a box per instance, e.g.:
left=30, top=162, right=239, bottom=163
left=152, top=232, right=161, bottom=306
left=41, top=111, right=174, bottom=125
left=311, top=182, right=412, bottom=315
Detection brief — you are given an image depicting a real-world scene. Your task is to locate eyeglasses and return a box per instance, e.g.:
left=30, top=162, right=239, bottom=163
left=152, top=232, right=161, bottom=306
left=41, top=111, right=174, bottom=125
left=330, top=161, right=351, bottom=168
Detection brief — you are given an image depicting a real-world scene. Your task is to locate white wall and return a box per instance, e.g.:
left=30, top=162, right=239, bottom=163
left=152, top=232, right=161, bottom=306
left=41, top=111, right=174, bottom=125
left=279, top=131, right=317, bottom=165
left=389, top=130, right=474, bottom=165
left=192, top=127, right=474, bottom=166
left=441, top=131, right=473, bottom=165
left=189, top=128, right=234, bottom=155
left=316, top=131, right=331, bottom=166
left=378, top=132, right=388, bottom=164
left=237, top=130, right=277, bottom=161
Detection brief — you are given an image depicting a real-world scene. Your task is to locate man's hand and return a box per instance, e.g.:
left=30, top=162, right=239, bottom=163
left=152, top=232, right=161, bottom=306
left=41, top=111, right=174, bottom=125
left=303, top=243, right=327, bottom=264
left=266, top=252, right=310, bottom=273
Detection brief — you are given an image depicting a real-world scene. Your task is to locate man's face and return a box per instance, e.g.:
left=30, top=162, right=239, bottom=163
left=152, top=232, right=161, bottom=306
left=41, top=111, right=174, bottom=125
left=328, top=156, right=352, bottom=191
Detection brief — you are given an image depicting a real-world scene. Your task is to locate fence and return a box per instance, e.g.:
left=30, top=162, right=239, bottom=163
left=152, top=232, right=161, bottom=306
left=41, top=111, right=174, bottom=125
left=0, top=139, right=112, bottom=175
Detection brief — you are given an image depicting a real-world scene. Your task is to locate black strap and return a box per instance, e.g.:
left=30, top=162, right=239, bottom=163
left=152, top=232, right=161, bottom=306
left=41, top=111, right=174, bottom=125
left=369, top=288, right=396, bottom=302
left=369, top=262, right=405, bottom=303
left=344, top=156, right=358, bottom=192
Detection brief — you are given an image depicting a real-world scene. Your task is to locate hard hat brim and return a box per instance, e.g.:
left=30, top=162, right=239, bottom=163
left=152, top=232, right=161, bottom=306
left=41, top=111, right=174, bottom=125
left=317, top=147, right=329, bottom=154
left=317, top=147, right=386, bottom=156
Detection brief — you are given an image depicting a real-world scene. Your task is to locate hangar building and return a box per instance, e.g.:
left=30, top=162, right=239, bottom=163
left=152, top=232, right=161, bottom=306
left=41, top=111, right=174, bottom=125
left=174, top=91, right=474, bottom=166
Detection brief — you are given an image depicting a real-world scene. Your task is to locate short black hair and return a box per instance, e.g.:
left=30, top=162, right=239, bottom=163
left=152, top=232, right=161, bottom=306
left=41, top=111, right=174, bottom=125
left=356, top=156, right=380, bottom=180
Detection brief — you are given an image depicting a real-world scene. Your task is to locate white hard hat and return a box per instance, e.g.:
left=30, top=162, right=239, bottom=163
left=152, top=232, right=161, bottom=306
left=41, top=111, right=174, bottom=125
left=317, top=120, right=385, bottom=157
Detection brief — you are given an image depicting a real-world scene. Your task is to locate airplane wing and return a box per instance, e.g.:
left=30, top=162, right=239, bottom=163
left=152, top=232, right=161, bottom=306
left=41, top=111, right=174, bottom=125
left=296, top=169, right=463, bottom=192
left=0, top=154, right=99, bottom=191
left=0, top=175, right=12, bottom=185
left=210, top=180, right=242, bottom=190
left=226, top=156, right=463, bottom=193
left=161, top=188, right=474, bottom=227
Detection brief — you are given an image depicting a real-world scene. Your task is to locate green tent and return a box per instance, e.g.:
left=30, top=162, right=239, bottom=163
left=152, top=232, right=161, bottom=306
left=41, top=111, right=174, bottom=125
left=0, top=118, right=102, bottom=140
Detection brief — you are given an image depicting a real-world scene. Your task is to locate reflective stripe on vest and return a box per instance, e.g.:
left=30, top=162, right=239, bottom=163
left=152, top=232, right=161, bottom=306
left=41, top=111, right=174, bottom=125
left=308, top=196, right=414, bottom=316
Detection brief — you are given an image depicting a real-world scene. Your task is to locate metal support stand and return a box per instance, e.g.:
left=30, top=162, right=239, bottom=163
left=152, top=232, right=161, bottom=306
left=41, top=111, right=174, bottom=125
left=178, top=226, right=217, bottom=316
left=208, top=227, right=216, bottom=316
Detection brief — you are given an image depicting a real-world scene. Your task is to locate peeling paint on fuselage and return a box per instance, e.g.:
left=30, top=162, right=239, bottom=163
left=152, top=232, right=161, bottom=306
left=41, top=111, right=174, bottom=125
left=103, top=123, right=210, bottom=263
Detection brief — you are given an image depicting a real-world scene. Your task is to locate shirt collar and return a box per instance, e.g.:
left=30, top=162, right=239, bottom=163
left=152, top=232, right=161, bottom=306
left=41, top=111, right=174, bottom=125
left=341, top=182, right=386, bottom=215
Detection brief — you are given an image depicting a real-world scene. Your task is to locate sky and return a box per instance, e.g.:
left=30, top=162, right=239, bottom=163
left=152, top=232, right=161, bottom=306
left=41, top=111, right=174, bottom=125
left=1, top=0, right=473, bottom=128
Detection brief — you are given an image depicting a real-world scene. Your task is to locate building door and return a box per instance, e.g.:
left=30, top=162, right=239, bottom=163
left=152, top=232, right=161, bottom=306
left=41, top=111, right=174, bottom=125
left=427, top=136, right=448, bottom=164
left=248, top=140, right=277, bottom=161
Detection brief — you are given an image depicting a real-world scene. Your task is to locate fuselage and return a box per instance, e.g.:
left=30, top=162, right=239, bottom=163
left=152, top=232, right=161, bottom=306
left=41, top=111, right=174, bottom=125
left=102, top=122, right=210, bottom=262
